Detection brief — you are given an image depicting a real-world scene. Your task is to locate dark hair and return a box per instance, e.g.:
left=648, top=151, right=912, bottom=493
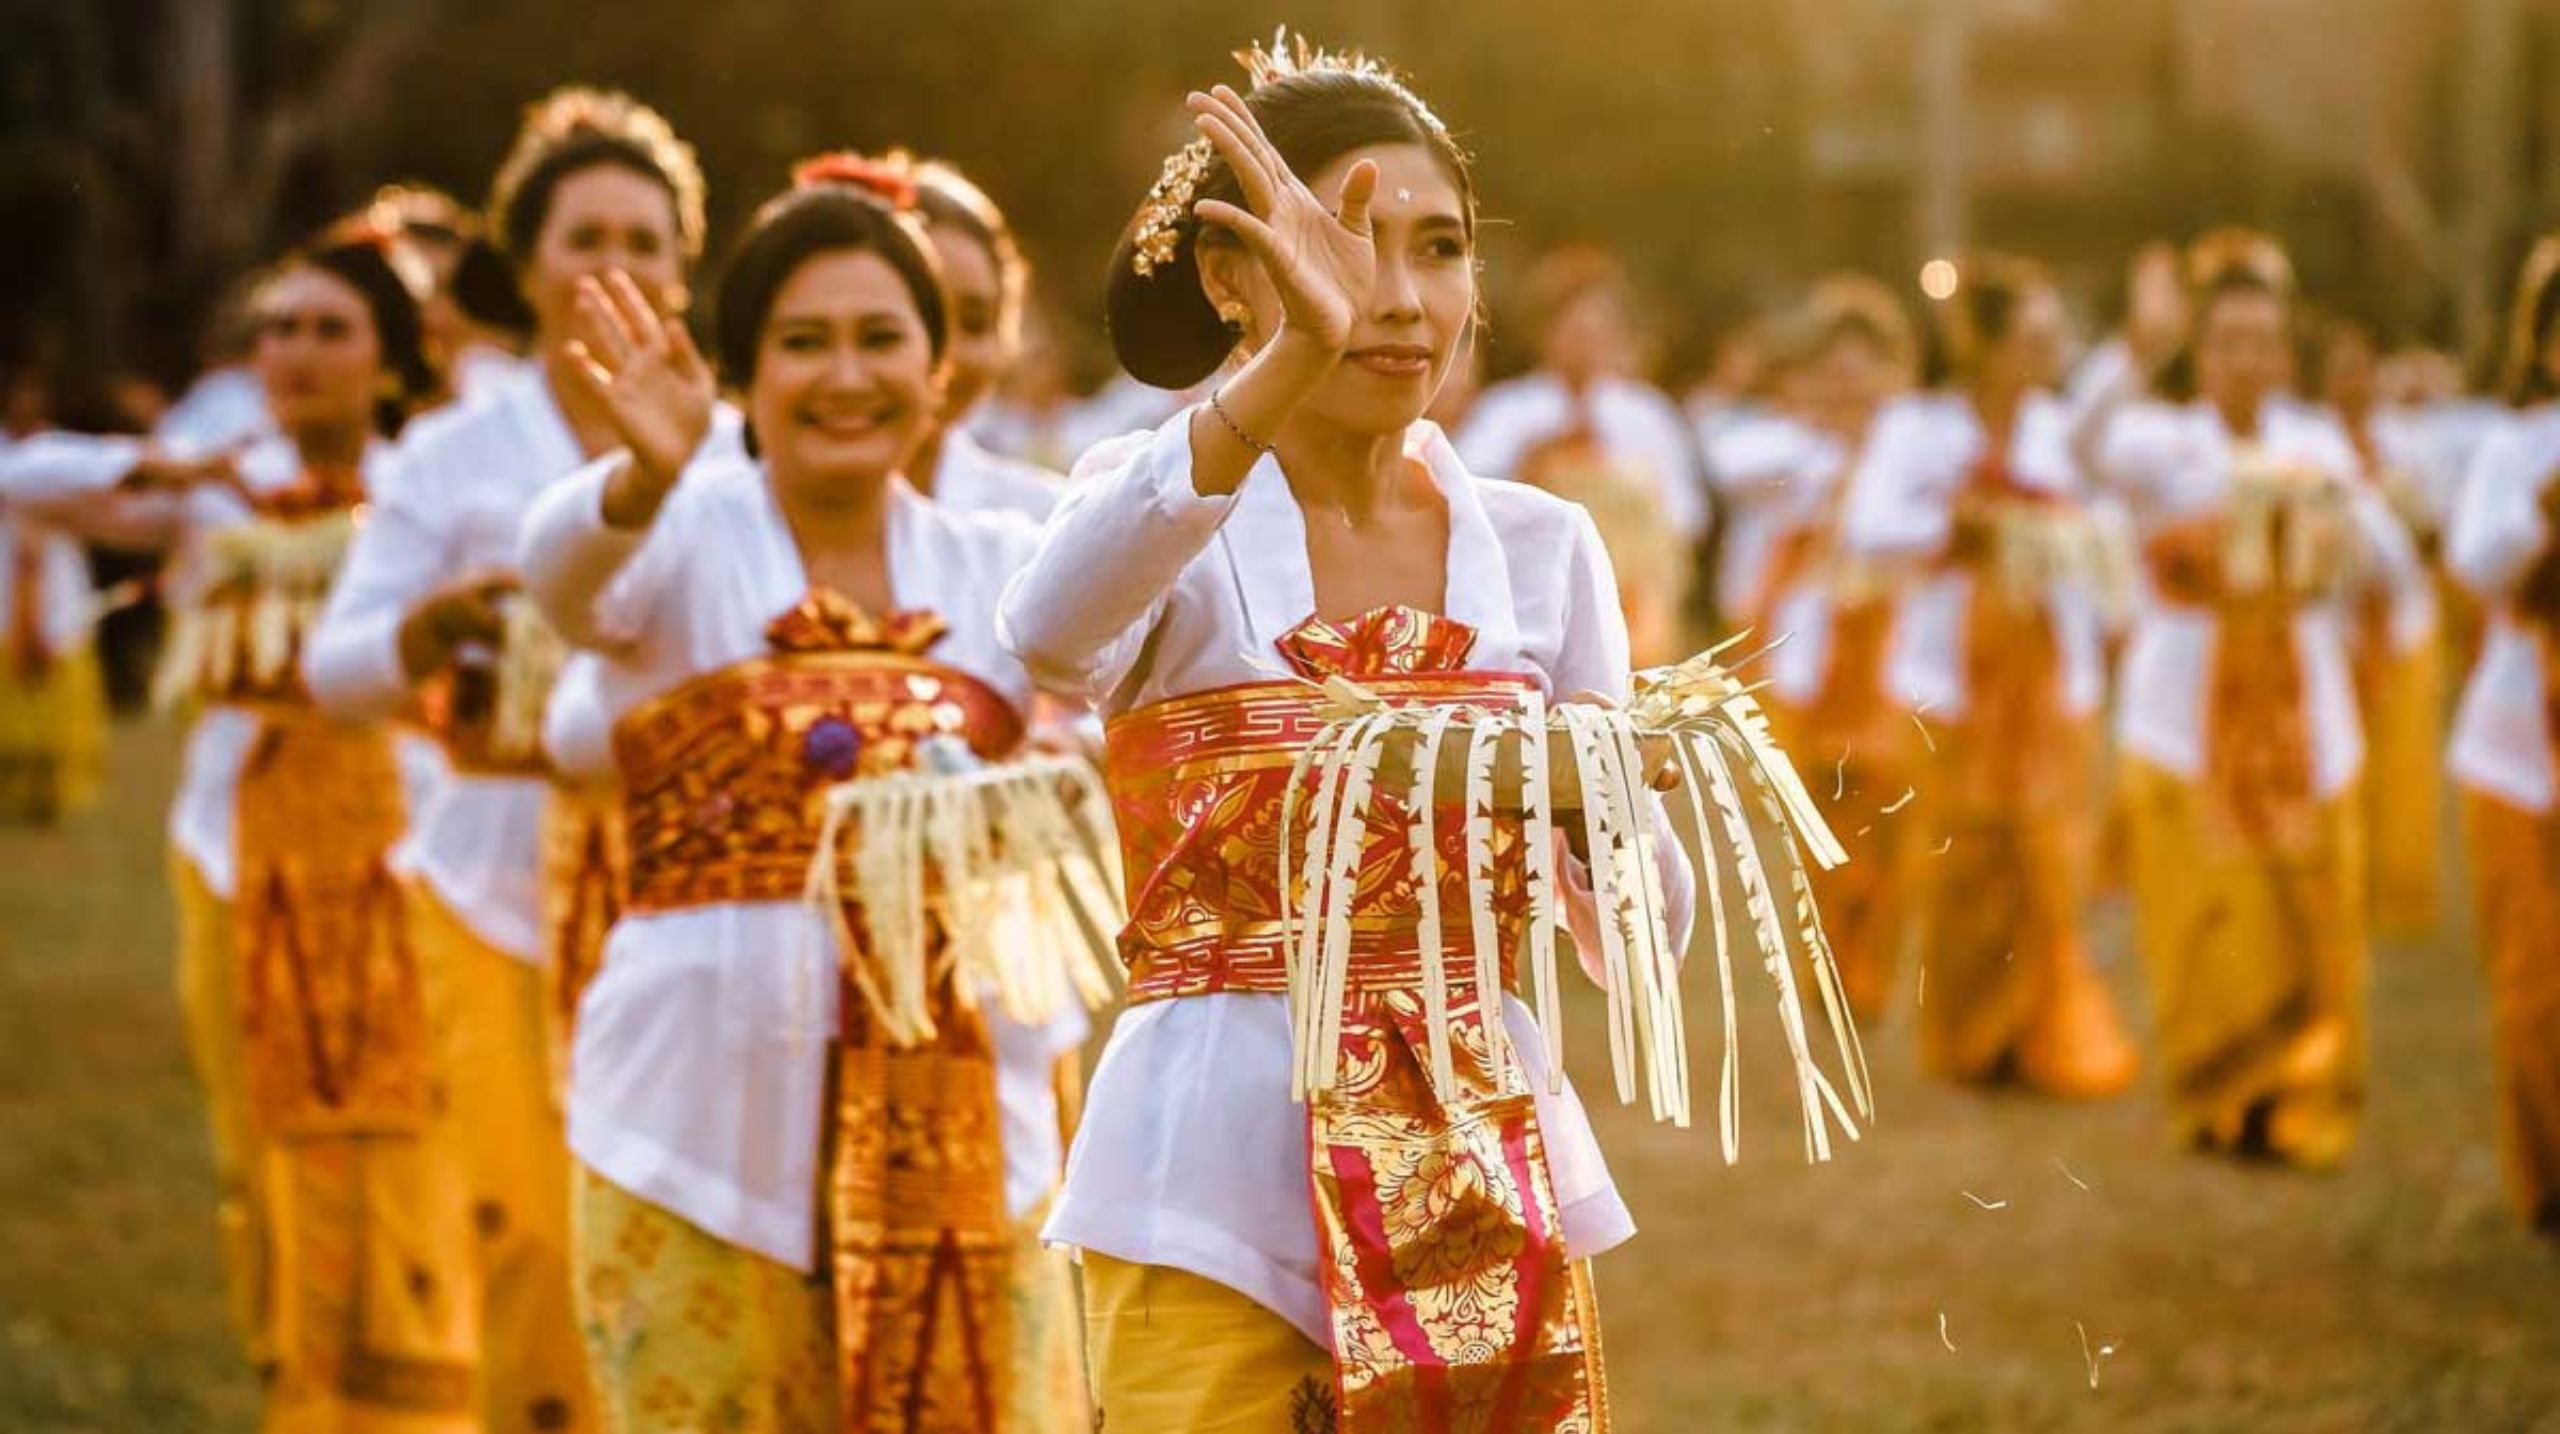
left=1106, top=46, right=1475, bottom=390
left=713, top=176, right=949, bottom=455
left=2503, top=236, right=2560, bottom=406
left=913, top=159, right=1028, bottom=330
left=2154, top=228, right=2292, bottom=402
left=1939, top=253, right=2049, bottom=378
left=449, top=234, right=536, bottom=337
left=487, top=88, right=707, bottom=267
left=297, top=231, right=435, bottom=436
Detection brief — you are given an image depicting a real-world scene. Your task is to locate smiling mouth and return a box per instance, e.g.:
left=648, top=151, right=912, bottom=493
left=800, top=407, right=898, bottom=437
left=1349, top=347, right=1431, bottom=376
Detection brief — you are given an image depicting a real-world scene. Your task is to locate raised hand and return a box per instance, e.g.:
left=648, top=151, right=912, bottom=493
left=563, top=269, right=715, bottom=494
left=1187, top=84, right=1379, bottom=355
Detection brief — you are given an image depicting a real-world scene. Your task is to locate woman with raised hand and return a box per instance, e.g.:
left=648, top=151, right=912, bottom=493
left=1000, top=38, right=1694, bottom=1432
left=7, top=220, right=475, bottom=1429
left=2445, top=234, right=2560, bottom=1242
left=2095, top=230, right=2433, bottom=1170
left=1836, top=254, right=2137, bottom=1099
left=304, top=86, right=717, bottom=1433
left=520, top=156, right=1087, bottom=1432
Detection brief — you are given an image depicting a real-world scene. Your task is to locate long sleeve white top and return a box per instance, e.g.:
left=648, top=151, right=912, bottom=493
left=522, top=449, right=1072, bottom=1265
left=1838, top=391, right=2107, bottom=720
left=0, top=434, right=104, bottom=663
left=303, top=366, right=629, bottom=958
left=1705, top=412, right=1848, bottom=632
left=1455, top=371, right=1707, bottom=541
left=2447, top=403, right=2560, bottom=812
left=0, top=430, right=429, bottom=894
left=2094, top=399, right=2432, bottom=795
left=998, top=411, right=1692, bottom=1346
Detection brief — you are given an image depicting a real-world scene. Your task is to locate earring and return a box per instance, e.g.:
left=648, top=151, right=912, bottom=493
left=1218, top=301, right=1250, bottom=336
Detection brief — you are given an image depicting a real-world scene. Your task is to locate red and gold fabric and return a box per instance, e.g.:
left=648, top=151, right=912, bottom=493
left=538, top=781, right=626, bottom=1103
left=1915, top=493, right=2136, bottom=1097
left=1103, top=602, right=1607, bottom=1432
left=234, top=709, right=436, bottom=1139
left=607, top=586, right=1026, bottom=1433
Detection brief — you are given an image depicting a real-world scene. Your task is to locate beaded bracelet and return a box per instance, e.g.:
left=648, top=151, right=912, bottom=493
left=1206, top=389, right=1274, bottom=455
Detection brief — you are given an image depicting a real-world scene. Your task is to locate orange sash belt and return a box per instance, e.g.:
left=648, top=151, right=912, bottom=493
left=1103, top=605, right=1608, bottom=1432
left=608, top=591, right=1026, bottom=1434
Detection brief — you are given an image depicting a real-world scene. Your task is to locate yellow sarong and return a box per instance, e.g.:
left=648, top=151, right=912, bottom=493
left=0, top=644, right=106, bottom=822
left=2354, top=623, right=2444, bottom=935
left=2121, top=758, right=2368, bottom=1168
left=408, top=884, right=596, bottom=1432
left=1917, top=715, right=2136, bottom=1099
left=576, top=1169, right=1088, bottom=1434
left=2463, top=792, right=2560, bottom=1238
left=1081, top=1254, right=1336, bottom=1434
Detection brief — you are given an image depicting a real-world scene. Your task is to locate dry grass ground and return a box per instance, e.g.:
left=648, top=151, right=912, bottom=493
left=2, top=719, right=2556, bottom=1431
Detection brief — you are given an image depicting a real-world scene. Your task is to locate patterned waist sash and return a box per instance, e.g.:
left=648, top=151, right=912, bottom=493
left=1104, top=603, right=1608, bottom=1432
left=235, top=708, right=432, bottom=1139
left=609, top=594, right=1027, bottom=1433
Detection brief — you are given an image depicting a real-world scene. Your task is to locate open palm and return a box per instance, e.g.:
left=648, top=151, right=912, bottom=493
left=1187, top=84, right=1379, bottom=353
left=564, top=268, right=716, bottom=487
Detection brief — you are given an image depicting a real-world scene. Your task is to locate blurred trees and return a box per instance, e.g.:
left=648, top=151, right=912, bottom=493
left=6, top=0, right=2560, bottom=397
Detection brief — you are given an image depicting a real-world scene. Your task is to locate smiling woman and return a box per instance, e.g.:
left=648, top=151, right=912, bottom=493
left=999, top=34, right=1701, bottom=1433
left=517, top=157, right=1093, bottom=1434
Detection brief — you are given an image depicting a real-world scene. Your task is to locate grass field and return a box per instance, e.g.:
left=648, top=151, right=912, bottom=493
left=2, top=719, right=2557, bottom=1431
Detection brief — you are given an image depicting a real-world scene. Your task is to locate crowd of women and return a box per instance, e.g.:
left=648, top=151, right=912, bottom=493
left=0, top=30, right=2552, bottom=1434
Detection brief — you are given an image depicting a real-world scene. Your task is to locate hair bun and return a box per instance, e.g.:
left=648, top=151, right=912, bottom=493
left=1105, top=222, right=1231, bottom=391
left=791, top=152, right=919, bottom=211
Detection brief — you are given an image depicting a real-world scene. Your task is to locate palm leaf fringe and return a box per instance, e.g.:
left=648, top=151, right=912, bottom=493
left=1278, top=636, right=1870, bottom=1164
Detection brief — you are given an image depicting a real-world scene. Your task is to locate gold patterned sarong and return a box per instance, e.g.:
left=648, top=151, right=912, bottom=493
left=1104, top=605, right=1606, bottom=1432
left=2464, top=791, right=2560, bottom=1237
left=1917, top=493, right=2135, bottom=1097
left=609, top=588, right=1027, bottom=1433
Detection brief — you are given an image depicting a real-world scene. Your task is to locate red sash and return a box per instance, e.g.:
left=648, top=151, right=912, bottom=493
left=1104, top=604, right=1608, bottom=1431
left=610, top=588, right=1025, bottom=1433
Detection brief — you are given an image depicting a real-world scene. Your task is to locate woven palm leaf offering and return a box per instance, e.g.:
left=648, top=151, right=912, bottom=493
left=155, top=509, right=363, bottom=708
left=1278, top=633, right=1872, bottom=1164
left=801, top=735, right=1126, bottom=1046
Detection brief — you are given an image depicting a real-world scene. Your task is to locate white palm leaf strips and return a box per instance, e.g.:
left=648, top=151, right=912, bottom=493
left=1279, top=640, right=1870, bottom=1164
left=802, top=740, right=1124, bottom=1049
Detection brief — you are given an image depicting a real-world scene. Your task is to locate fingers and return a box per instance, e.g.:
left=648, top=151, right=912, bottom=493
left=1190, top=199, right=1282, bottom=268
left=605, top=269, right=667, bottom=355
left=1209, top=85, right=1291, bottom=190
left=573, top=279, right=639, bottom=374
left=561, top=340, right=616, bottom=401
left=1334, top=157, right=1381, bottom=235
left=1189, top=99, right=1276, bottom=216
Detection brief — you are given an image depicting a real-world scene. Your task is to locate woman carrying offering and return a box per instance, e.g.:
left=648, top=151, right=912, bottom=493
left=521, top=158, right=1097, bottom=1433
left=994, top=40, right=1858, bottom=1434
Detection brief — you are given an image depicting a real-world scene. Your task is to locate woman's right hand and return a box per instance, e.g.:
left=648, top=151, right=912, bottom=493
left=1186, top=84, right=1379, bottom=355
left=396, top=572, right=516, bottom=680
left=564, top=269, right=715, bottom=516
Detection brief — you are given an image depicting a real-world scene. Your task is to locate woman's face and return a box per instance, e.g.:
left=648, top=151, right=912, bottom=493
left=2322, top=329, right=2380, bottom=414
left=2195, top=287, right=2290, bottom=419
left=749, top=247, right=943, bottom=500
left=1807, top=331, right=1898, bottom=437
left=926, top=222, right=1014, bottom=428
left=1210, top=141, right=1475, bottom=439
left=253, top=265, right=382, bottom=439
left=522, top=163, right=686, bottom=348
left=1984, top=286, right=2067, bottom=392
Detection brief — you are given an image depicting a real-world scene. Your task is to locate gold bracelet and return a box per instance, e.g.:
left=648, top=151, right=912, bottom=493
left=1205, top=388, right=1274, bottom=454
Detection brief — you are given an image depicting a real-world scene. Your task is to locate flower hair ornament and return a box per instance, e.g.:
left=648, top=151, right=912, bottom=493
left=791, top=150, right=921, bottom=211
left=1127, top=28, right=1450, bottom=278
